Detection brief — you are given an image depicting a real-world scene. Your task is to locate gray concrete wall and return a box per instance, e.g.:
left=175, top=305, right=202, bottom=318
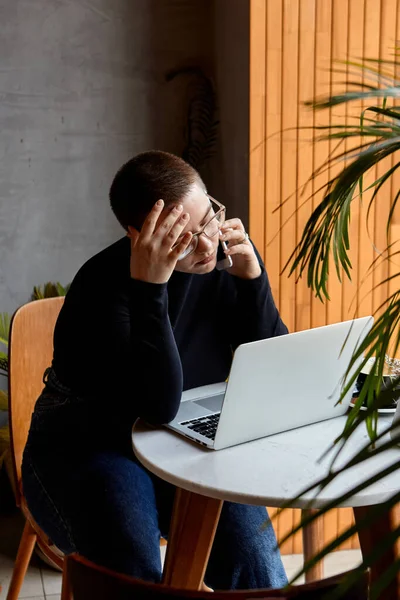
left=0, top=0, right=217, bottom=314
left=0, top=0, right=250, bottom=318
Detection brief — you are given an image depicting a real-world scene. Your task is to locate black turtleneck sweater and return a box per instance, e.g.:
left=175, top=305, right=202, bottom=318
left=52, top=237, right=287, bottom=434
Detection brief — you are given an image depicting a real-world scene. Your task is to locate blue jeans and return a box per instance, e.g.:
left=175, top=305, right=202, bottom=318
left=22, top=370, right=287, bottom=590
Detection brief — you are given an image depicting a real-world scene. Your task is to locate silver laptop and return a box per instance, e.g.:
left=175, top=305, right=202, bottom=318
left=167, top=317, right=373, bottom=450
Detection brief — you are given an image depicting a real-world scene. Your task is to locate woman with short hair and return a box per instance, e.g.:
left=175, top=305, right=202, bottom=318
left=22, top=150, right=288, bottom=590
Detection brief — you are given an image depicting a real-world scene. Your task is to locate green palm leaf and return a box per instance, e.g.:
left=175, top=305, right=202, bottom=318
left=0, top=313, right=10, bottom=347
left=30, top=281, right=70, bottom=301
left=286, top=140, right=400, bottom=300
left=279, top=52, right=400, bottom=596
left=0, top=352, right=8, bottom=374
left=0, top=389, right=7, bottom=411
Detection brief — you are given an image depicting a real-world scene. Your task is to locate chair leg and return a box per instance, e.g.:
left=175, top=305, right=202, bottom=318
left=61, top=556, right=73, bottom=600
left=301, top=508, right=324, bottom=582
left=6, top=519, right=37, bottom=600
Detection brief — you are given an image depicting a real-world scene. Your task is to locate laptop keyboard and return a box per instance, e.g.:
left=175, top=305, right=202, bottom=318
left=180, top=413, right=221, bottom=440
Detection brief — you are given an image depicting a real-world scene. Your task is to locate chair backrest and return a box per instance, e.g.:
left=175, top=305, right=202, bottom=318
left=8, top=297, right=64, bottom=503
left=67, top=554, right=369, bottom=600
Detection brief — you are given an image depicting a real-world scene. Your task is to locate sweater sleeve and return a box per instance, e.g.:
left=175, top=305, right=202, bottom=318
left=105, top=278, right=183, bottom=425
left=228, top=246, right=288, bottom=348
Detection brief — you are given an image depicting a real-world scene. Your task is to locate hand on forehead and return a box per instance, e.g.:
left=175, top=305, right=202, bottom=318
left=164, top=183, right=211, bottom=235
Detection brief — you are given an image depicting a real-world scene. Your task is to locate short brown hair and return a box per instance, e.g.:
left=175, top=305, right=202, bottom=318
left=110, top=150, right=202, bottom=230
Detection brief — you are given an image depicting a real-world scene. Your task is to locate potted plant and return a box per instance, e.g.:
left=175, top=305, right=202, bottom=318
left=278, top=54, right=400, bottom=598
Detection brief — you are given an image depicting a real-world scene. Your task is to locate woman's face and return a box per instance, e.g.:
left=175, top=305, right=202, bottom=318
left=173, top=182, right=221, bottom=275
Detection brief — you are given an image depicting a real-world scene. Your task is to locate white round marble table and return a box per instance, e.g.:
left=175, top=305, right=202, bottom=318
left=132, top=415, right=400, bottom=598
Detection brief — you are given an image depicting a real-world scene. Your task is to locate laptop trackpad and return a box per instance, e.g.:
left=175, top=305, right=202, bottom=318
left=194, top=394, right=224, bottom=413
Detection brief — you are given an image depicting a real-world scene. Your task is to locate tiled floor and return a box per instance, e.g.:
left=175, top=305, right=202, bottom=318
left=0, top=509, right=362, bottom=599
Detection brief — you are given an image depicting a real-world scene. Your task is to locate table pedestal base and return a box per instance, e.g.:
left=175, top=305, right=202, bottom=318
left=302, top=509, right=324, bottom=582
left=354, top=504, right=400, bottom=600
left=162, top=489, right=223, bottom=589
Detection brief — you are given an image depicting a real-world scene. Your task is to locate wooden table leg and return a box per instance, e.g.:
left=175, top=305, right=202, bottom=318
left=301, top=509, right=324, bottom=582
left=162, top=488, right=223, bottom=589
left=354, top=505, right=400, bottom=600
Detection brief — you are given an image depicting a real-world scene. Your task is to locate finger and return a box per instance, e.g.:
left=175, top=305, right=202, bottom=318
left=224, top=243, right=253, bottom=256
left=220, top=229, right=249, bottom=244
left=221, top=218, right=244, bottom=231
left=162, top=212, right=190, bottom=248
left=171, top=232, right=193, bottom=258
left=140, top=199, right=165, bottom=239
left=155, top=204, right=184, bottom=239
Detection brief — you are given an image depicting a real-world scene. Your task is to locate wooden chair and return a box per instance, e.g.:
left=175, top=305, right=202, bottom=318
left=5, top=297, right=168, bottom=600
left=6, top=297, right=70, bottom=600
left=66, top=553, right=369, bottom=600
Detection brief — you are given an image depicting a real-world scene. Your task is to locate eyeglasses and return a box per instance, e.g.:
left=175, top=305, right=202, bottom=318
left=176, top=195, right=226, bottom=261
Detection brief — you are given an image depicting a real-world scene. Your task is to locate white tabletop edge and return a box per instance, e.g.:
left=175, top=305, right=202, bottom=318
left=132, top=417, right=400, bottom=509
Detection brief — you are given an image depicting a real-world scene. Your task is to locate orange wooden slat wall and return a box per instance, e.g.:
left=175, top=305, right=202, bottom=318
left=249, top=0, right=400, bottom=554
